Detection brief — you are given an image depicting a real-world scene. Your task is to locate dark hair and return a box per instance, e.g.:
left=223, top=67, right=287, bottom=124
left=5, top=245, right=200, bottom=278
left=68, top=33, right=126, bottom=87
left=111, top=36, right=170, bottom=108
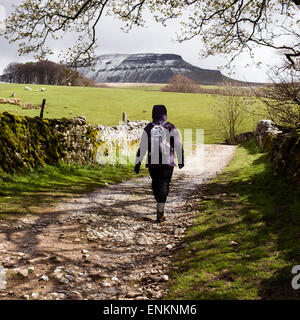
left=152, top=105, right=167, bottom=124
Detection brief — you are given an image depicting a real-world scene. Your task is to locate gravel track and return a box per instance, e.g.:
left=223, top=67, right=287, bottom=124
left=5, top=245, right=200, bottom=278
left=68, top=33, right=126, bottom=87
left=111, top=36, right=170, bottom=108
left=0, top=144, right=236, bottom=300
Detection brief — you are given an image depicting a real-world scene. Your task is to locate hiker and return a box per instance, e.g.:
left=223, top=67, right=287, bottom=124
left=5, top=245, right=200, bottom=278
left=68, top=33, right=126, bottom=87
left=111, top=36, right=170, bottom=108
left=134, top=105, right=184, bottom=223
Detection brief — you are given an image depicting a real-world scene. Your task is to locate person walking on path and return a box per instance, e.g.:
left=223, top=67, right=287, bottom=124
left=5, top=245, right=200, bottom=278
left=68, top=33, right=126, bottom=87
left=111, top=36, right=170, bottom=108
left=134, top=105, right=184, bottom=222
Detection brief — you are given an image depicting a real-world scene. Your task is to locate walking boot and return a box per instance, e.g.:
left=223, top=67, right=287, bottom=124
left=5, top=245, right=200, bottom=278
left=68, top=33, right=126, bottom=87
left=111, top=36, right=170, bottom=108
left=156, top=202, right=166, bottom=223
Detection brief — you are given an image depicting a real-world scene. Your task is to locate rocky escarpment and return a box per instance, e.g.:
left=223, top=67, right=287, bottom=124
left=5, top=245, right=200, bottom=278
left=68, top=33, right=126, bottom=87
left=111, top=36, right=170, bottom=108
left=79, top=53, right=229, bottom=84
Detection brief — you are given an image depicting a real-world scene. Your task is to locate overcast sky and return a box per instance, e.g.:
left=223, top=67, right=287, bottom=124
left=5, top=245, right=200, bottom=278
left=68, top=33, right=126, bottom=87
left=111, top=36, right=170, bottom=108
left=0, top=1, right=296, bottom=83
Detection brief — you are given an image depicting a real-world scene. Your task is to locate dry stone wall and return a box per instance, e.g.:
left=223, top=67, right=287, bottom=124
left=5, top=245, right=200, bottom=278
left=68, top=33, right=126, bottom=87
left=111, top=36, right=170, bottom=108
left=255, top=120, right=300, bottom=185
left=53, top=116, right=99, bottom=165
left=0, top=112, right=148, bottom=174
left=95, top=120, right=149, bottom=164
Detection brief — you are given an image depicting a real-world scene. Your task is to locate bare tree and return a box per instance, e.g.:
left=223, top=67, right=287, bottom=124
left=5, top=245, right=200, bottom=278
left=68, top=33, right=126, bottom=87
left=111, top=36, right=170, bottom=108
left=2, top=62, right=22, bottom=82
left=213, top=83, right=251, bottom=143
left=256, top=67, right=300, bottom=129
left=1, top=0, right=299, bottom=68
left=161, top=75, right=200, bottom=93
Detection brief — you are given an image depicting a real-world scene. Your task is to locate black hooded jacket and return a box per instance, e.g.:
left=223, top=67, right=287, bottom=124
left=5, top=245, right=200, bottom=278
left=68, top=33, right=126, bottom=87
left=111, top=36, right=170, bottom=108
left=135, top=105, right=184, bottom=168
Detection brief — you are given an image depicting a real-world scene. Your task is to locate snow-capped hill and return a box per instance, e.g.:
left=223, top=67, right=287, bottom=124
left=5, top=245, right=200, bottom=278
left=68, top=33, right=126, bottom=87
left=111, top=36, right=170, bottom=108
left=79, top=53, right=227, bottom=84
left=81, top=54, right=130, bottom=80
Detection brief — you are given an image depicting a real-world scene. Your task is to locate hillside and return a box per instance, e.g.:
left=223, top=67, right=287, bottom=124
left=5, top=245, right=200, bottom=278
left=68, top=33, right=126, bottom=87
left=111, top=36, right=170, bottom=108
left=0, top=83, right=263, bottom=144
left=79, top=53, right=236, bottom=85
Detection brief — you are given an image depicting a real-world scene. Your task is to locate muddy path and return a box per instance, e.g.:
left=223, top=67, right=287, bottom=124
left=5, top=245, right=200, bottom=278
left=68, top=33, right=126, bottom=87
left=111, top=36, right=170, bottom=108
left=0, top=145, right=236, bottom=300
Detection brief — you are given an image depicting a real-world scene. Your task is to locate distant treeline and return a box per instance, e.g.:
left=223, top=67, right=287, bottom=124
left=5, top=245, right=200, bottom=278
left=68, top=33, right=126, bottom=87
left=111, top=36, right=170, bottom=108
left=0, top=60, right=95, bottom=87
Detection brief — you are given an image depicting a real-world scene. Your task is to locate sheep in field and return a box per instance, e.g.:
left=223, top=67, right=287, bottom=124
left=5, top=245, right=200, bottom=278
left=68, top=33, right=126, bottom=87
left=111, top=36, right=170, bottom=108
left=41, top=88, right=46, bottom=92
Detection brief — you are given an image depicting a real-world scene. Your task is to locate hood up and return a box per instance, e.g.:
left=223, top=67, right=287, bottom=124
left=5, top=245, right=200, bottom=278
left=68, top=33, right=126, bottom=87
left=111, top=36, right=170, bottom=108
left=152, top=105, right=167, bottom=125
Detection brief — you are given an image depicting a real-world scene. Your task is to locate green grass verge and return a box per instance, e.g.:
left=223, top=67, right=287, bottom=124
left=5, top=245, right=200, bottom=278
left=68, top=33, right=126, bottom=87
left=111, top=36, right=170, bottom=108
left=168, top=139, right=300, bottom=300
left=0, top=83, right=262, bottom=144
left=0, top=163, right=147, bottom=220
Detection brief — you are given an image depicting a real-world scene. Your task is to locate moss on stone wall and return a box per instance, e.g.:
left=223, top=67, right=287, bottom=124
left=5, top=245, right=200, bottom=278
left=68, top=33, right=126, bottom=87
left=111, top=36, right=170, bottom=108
left=262, top=130, right=300, bottom=185
left=86, top=125, right=101, bottom=159
left=0, top=113, right=145, bottom=174
left=0, top=113, right=99, bottom=174
left=0, top=112, right=66, bottom=174
left=53, top=117, right=100, bottom=165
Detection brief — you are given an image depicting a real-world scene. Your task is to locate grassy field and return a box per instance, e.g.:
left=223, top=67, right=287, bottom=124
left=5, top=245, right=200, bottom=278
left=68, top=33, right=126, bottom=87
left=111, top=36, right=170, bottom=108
left=0, top=83, right=262, bottom=144
left=168, top=139, right=300, bottom=300
left=0, top=163, right=147, bottom=220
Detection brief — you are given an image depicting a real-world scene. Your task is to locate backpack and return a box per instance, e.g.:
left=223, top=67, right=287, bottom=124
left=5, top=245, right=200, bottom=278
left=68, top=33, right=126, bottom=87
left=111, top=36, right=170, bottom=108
left=150, top=123, right=170, bottom=164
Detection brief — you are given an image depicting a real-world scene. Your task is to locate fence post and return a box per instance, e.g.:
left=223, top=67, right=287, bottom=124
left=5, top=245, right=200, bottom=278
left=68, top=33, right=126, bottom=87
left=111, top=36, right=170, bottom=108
left=40, top=99, right=46, bottom=118
left=122, top=112, right=128, bottom=124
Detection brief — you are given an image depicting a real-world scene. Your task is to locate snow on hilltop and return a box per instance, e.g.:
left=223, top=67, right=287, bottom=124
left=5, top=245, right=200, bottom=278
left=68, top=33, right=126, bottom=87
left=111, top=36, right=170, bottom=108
left=79, top=53, right=227, bottom=84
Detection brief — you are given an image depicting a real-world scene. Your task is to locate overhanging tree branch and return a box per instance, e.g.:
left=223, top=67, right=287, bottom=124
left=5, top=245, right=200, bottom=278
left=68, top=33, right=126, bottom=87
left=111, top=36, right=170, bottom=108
left=1, top=0, right=299, bottom=69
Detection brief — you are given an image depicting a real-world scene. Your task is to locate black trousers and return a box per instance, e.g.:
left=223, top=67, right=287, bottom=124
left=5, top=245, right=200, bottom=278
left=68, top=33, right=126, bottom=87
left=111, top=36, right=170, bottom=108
left=148, top=166, right=174, bottom=203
